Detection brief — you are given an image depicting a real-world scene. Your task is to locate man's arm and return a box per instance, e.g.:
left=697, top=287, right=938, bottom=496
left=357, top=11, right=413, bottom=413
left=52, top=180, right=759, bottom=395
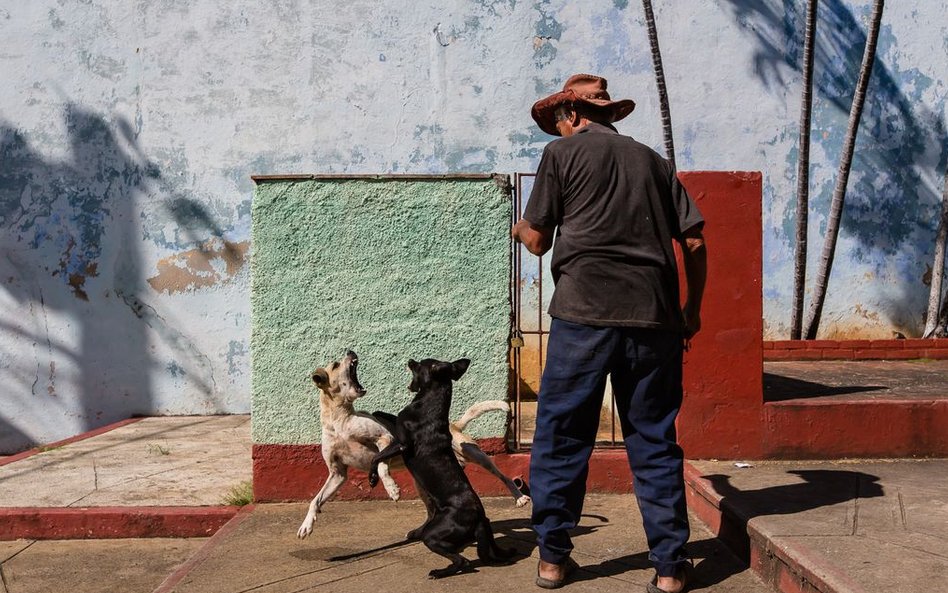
left=511, top=219, right=555, bottom=256
left=680, top=226, right=707, bottom=338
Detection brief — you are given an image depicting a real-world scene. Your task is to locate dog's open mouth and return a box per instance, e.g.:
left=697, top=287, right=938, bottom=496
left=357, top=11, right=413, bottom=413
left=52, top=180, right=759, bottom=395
left=348, top=354, right=366, bottom=396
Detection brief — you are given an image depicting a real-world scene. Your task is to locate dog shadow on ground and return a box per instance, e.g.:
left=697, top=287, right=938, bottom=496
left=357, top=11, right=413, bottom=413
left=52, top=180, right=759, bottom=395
left=490, top=513, right=610, bottom=559
left=313, top=513, right=610, bottom=570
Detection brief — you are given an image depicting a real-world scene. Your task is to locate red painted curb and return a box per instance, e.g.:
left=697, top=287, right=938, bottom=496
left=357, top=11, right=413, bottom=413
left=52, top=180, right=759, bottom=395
left=0, top=417, right=145, bottom=467
left=0, top=506, right=240, bottom=541
left=152, top=505, right=255, bottom=593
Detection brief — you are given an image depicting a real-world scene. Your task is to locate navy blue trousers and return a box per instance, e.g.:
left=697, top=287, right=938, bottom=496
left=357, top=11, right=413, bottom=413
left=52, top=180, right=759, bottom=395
left=529, top=318, right=690, bottom=577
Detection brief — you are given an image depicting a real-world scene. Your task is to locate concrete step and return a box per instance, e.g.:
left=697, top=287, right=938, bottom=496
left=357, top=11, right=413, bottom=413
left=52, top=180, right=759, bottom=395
left=684, top=458, right=948, bottom=593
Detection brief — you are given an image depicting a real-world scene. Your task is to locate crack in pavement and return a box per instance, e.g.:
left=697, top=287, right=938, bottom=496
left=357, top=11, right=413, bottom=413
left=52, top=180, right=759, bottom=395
left=0, top=540, right=37, bottom=592
left=66, top=457, right=211, bottom=507
left=230, top=543, right=420, bottom=593
left=285, top=561, right=400, bottom=593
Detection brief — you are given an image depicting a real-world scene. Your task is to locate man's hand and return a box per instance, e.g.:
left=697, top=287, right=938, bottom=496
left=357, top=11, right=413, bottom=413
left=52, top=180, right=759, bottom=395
left=511, top=219, right=554, bottom=256
left=682, top=301, right=701, bottom=339
left=680, top=228, right=707, bottom=340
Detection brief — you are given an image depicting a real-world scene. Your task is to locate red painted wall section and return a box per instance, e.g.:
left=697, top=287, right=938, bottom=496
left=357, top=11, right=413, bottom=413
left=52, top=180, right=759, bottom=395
left=252, top=444, right=636, bottom=503
left=676, top=172, right=764, bottom=459
left=763, top=400, right=948, bottom=458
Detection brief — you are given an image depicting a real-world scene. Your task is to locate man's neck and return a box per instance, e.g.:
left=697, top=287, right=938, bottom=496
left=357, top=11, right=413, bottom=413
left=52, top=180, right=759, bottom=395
left=564, top=118, right=609, bottom=137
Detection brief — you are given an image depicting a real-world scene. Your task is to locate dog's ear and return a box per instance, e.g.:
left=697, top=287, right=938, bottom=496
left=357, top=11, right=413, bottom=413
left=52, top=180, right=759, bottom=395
left=450, top=358, right=470, bottom=380
left=312, top=368, right=330, bottom=388
left=407, top=359, right=421, bottom=392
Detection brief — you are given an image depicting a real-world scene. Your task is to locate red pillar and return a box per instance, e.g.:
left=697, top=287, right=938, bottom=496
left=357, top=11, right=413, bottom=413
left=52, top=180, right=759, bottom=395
left=677, top=172, right=764, bottom=459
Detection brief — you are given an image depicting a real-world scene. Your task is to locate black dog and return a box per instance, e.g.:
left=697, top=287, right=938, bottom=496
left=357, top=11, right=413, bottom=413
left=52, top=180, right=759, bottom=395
left=369, top=358, right=514, bottom=578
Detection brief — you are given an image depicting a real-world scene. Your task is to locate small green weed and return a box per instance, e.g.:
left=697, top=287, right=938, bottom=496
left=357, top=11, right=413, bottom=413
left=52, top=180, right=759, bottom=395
left=146, top=443, right=171, bottom=456
left=222, top=481, right=254, bottom=506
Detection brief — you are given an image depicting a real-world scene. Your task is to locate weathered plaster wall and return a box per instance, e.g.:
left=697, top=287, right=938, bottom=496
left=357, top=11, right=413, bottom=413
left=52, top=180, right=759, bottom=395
left=0, top=0, right=945, bottom=451
left=251, top=177, right=511, bottom=443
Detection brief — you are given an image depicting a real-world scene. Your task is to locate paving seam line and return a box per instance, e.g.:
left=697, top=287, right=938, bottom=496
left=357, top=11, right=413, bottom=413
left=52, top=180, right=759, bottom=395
left=152, top=505, right=257, bottom=593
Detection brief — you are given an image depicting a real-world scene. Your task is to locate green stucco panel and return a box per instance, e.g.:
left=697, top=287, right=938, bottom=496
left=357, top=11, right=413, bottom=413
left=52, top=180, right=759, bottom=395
left=251, top=176, right=512, bottom=444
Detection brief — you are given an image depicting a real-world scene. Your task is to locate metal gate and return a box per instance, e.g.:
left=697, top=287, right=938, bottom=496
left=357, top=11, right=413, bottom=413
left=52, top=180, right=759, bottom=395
left=508, top=173, right=623, bottom=451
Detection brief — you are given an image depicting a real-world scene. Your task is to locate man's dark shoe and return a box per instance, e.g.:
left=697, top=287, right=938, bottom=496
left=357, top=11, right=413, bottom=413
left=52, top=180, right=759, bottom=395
left=646, top=563, right=691, bottom=593
left=536, top=557, right=579, bottom=589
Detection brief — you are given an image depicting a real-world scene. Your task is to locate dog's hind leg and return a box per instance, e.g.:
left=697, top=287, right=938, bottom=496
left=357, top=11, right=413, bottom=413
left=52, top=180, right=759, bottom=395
left=460, top=442, right=531, bottom=507
left=406, top=485, right=436, bottom=541
left=297, top=466, right=348, bottom=539
left=424, top=543, right=471, bottom=579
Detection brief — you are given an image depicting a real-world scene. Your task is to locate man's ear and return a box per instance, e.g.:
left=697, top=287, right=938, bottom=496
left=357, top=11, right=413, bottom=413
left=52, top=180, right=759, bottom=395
left=312, top=368, right=329, bottom=388
left=450, top=358, right=471, bottom=380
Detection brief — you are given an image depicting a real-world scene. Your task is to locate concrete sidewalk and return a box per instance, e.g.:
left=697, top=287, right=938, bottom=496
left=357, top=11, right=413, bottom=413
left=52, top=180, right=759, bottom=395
left=1, top=416, right=947, bottom=593
left=1, top=496, right=767, bottom=593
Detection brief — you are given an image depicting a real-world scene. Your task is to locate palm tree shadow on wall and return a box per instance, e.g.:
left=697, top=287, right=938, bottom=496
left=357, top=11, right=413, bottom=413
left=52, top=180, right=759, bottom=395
left=0, top=105, right=159, bottom=453
left=722, top=0, right=948, bottom=334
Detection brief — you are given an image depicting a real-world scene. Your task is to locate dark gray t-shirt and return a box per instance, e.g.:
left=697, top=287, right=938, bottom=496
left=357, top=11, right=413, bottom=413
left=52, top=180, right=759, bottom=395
left=523, top=122, right=704, bottom=331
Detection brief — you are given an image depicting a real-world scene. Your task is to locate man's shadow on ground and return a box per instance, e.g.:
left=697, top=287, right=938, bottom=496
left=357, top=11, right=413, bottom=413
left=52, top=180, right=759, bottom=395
left=570, top=469, right=884, bottom=590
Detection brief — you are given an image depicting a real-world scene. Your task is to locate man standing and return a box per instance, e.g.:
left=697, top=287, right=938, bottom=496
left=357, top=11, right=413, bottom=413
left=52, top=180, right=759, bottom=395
left=512, top=74, right=706, bottom=593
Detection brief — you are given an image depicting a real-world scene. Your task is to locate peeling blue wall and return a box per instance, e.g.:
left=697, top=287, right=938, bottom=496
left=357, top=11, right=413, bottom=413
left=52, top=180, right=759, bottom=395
left=0, top=0, right=945, bottom=452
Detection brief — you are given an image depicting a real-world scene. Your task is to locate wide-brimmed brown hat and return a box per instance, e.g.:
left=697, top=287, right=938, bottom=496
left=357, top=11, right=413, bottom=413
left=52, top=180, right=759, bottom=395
left=531, top=73, right=636, bottom=136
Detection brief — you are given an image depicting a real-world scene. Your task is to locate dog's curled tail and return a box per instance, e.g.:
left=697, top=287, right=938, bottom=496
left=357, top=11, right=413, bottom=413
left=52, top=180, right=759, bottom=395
left=454, top=400, right=510, bottom=431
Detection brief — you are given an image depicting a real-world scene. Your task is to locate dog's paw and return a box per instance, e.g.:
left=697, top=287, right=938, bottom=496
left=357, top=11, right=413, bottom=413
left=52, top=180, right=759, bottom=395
left=367, top=471, right=379, bottom=488
left=297, top=521, right=314, bottom=539
left=427, top=567, right=458, bottom=579
left=515, top=495, right=531, bottom=507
